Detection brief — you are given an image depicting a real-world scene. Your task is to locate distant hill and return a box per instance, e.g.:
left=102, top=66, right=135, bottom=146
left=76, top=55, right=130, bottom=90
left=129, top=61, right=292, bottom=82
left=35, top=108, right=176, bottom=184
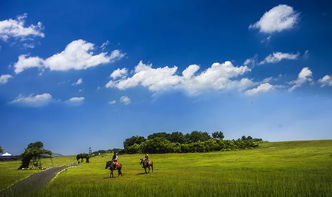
left=52, top=153, right=64, bottom=157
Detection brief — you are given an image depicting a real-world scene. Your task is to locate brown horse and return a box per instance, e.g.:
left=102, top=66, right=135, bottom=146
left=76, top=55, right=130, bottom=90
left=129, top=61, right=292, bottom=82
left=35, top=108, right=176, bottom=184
left=105, top=161, right=122, bottom=178
left=140, top=159, right=153, bottom=174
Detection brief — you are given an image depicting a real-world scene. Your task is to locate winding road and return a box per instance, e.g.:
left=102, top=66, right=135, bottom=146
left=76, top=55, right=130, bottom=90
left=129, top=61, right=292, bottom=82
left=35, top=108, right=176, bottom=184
left=0, top=164, right=77, bottom=197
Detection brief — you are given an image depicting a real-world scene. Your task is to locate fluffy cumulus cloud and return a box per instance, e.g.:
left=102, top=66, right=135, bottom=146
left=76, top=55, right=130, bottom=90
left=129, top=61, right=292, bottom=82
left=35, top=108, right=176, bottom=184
left=249, top=4, right=299, bottom=33
left=318, top=75, right=332, bottom=87
left=14, top=55, right=44, bottom=73
left=66, top=97, right=85, bottom=105
left=245, top=83, right=274, bottom=96
left=119, top=96, right=131, bottom=105
left=0, top=74, right=13, bottom=84
left=14, top=39, right=124, bottom=73
left=110, top=68, right=128, bottom=79
left=259, top=52, right=299, bottom=65
left=289, top=67, right=312, bottom=91
left=10, top=93, right=52, bottom=107
left=72, top=78, right=83, bottom=86
left=0, top=14, right=44, bottom=41
left=106, top=61, right=254, bottom=95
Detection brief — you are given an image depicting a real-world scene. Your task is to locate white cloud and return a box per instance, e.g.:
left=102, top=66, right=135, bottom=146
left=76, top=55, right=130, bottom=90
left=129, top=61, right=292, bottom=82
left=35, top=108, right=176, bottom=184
left=259, top=52, right=299, bottom=64
left=0, top=74, right=13, bottom=84
left=249, top=4, right=299, bottom=33
left=243, top=58, right=256, bottom=66
left=119, top=96, right=131, bottom=105
left=0, top=14, right=44, bottom=41
left=101, top=40, right=110, bottom=50
left=22, top=43, right=35, bottom=49
left=245, top=83, right=274, bottom=96
left=289, top=67, right=312, bottom=91
left=109, top=100, right=116, bottom=104
left=318, top=75, right=332, bottom=87
left=262, top=77, right=273, bottom=83
left=182, top=64, right=200, bottom=79
left=110, top=68, right=128, bottom=79
left=14, top=39, right=124, bottom=73
left=72, top=78, right=83, bottom=86
left=66, top=97, right=85, bottom=105
left=106, top=61, right=181, bottom=91
left=106, top=61, right=253, bottom=95
left=14, top=55, right=44, bottom=73
left=10, top=93, right=52, bottom=107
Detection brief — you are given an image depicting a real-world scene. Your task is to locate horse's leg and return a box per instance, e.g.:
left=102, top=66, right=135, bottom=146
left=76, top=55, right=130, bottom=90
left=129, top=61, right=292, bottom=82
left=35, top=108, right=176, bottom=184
left=110, top=169, right=113, bottom=178
left=144, top=167, right=147, bottom=174
left=151, top=164, right=153, bottom=172
left=148, top=166, right=150, bottom=173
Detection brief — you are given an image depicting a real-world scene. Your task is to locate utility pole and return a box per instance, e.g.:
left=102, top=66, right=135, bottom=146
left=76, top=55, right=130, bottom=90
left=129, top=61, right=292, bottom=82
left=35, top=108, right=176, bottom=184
left=89, top=147, right=92, bottom=154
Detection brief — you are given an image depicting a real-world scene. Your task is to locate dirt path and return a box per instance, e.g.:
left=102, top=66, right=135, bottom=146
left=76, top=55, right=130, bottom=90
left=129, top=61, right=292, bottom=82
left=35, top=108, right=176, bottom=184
left=0, top=164, right=77, bottom=197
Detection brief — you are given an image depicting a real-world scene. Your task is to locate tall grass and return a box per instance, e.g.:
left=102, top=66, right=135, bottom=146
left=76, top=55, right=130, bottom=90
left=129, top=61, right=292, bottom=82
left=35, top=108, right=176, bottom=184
left=35, top=140, right=332, bottom=197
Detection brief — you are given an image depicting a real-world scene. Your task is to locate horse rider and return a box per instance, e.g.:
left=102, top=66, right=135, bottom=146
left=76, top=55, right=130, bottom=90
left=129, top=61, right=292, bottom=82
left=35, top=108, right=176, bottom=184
left=112, top=152, right=119, bottom=168
left=144, top=153, right=149, bottom=165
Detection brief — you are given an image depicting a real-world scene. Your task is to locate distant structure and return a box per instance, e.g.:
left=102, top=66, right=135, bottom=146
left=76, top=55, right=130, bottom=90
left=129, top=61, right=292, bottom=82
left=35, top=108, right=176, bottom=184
left=89, top=147, right=92, bottom=154
left=0, top=152, right=12, bottom=157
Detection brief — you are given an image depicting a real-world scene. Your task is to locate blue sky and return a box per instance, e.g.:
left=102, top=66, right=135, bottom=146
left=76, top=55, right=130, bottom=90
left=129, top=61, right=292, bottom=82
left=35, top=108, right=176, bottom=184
left=0, top=0, right=331, bottom=155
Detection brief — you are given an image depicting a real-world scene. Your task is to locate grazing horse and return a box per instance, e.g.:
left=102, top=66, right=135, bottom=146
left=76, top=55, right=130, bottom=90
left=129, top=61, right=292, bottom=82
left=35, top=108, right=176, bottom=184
left=140, top=159, right=153, bottom=174
left=105, top=161, right=122, bottom=178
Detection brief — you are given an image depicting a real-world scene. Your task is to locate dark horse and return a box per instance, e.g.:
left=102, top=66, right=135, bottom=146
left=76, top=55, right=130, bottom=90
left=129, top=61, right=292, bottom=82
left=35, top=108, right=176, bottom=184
left=140, top=159, right=153, bottom=174
left=105, top=161, right=122, bottom=178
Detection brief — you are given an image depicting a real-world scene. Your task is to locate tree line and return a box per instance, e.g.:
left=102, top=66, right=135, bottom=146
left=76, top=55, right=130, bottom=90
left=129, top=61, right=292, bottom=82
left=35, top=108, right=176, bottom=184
left=123, top=131, right=263, bottom=154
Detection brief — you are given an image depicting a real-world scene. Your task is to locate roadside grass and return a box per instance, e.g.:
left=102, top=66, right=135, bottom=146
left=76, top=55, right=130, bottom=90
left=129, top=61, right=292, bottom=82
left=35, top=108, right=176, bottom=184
left=0, top=156, right=76, bottom=191
left=35, top=140, right=332, bottom=197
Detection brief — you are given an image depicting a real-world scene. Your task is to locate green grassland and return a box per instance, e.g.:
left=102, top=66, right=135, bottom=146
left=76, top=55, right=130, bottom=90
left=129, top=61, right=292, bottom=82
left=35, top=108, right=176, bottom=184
left=36, top=140, right=332, bottom=197
left=0, top=156, right=76, bottom=191
left=1, top=140, right=331, bottom=196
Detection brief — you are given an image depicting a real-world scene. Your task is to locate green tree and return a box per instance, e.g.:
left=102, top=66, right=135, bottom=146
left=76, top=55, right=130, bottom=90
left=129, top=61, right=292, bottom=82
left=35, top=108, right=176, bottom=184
left=19, top=141, right=52, bottom=169
left=126, top=143, right=141, bottom=154
left=27, top=141, right=44, bottom=149
left=241, top=136, right=253, bottom=140
left=123, top=136, right=146, bottom=149
left=141, top=137, right=173, bottom=153
left=187, top=131, right=211, bottom=143
left=0, top=146, right=3, bottom=153
left=147, top=132, right=170, bottom=140
left=212, top=131, right=224, bottom=140
left=169, top=132, right=186, bottom=143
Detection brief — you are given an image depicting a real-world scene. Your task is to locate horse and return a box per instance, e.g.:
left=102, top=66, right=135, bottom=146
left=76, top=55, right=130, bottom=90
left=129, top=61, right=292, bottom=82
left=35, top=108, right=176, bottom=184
left=140, top=159, right=153, bottom=174
left=105, top=160, right=122, bottom=178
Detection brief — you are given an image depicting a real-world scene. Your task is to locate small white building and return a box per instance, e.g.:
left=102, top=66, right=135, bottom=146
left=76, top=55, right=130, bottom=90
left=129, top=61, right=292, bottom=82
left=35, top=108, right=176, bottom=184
left=1, top=152, right=12, bottom=157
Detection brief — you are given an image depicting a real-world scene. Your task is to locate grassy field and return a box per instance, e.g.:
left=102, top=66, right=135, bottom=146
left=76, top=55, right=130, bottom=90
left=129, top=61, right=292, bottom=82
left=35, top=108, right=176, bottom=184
left=0, top=156, right=76, bottom=191
left=32, top=140, right=332, bottom=197
left=1, top=140, right=331, bottom=196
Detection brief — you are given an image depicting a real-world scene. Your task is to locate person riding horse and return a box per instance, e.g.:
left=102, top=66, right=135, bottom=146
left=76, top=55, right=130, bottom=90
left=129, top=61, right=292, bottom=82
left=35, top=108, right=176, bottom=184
left=144, top=153, right=149, bottom=166
left=140, top=153, right=153, bottom=173
left=112, top=152, right=119, bottom=169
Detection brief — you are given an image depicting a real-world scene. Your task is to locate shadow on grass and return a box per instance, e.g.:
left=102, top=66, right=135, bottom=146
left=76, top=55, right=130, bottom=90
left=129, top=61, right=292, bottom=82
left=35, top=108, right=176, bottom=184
left=136, top=172, right=147, bottom=175
left=103, top=176, right=120, bottom=179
